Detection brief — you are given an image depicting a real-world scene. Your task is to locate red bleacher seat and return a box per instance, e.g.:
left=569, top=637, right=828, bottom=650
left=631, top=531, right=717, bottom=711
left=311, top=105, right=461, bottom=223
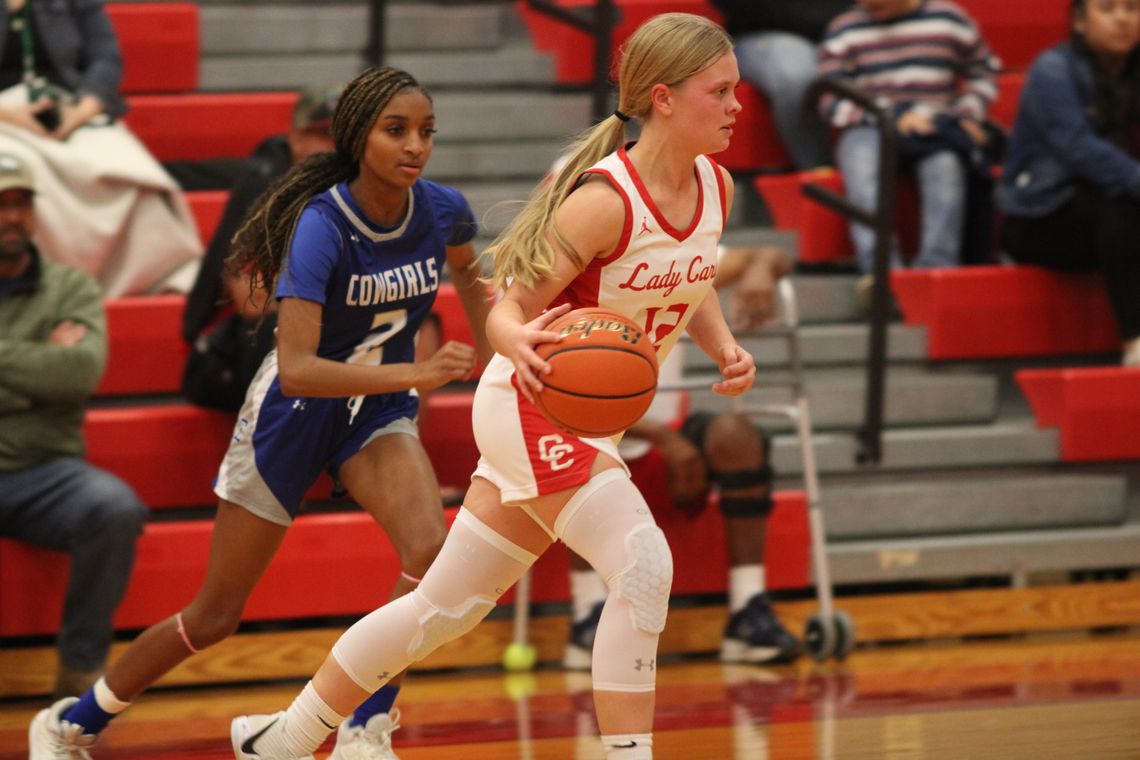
left=0, top=510, right=449, bottom=636
left=956, top=0, right=1069, bottom=71
left=124, top=92, right=298, bottom=162
left=892, top=266, right=1120, bottom=360
left=84, top=403, right=339, bottom=508
left=714, top=84, right=792, bottom=172
left=0, top=489, right=808, bottom=636
left=186, top=190, right=229, bottom=247
left=991, top=72, right=1026, bottom=131
left=107, top=3, right=199, bottom=95
left=98, top=295, right=190, bottom=396
left=84, top=404, right=234, bottom=507
left=1017, top=367, right=1140, bottom=462
left=517, top=0, right=722, bottom=84
left=755, top=170, right=854, bottom=265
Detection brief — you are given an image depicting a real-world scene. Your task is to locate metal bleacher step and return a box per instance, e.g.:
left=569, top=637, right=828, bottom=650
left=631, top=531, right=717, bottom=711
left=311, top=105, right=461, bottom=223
left=688, top=365, right=999, bottom=431
left=817, top=472, right=1127, bottom=542
left=200, top=2, right=506, bottom=56
left=826, top=523, right=1140, bottom=585
left=202, top=45, right=556, bottom=92
left=683, top=323, right=927, bottom=369
left=769, top=421, right=1060, bottom=476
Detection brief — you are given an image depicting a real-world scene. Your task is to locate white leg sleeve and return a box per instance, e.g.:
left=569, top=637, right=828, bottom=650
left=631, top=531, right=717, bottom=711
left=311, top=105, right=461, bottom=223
left=332, top=508, right=536, bottom=692
left=556, top=470, right=673, bottom=693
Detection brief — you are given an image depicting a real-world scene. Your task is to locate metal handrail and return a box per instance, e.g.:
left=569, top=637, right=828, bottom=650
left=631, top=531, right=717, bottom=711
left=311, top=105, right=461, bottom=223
left=527, top=0, right=616, bottom=123
left=801, top=78, right=898, bottom=464
left=365, top=0, right=387, bottom=67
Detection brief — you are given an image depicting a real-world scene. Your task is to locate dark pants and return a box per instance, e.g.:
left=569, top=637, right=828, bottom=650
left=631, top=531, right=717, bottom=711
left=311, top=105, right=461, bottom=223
left=0, top=458, right=147, bottom=671
left=1003, top=185, right=1140, bottom=340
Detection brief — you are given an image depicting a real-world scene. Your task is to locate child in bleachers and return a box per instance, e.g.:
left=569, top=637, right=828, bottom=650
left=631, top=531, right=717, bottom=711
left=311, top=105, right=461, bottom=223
left=818, top=0, right=1001, bottom=298
left=997, top=0, right=1140, bottom=366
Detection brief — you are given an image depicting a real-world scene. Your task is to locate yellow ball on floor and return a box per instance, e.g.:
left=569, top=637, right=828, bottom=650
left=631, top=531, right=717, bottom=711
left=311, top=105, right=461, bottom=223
left=502, top=642, right=537, bottom=672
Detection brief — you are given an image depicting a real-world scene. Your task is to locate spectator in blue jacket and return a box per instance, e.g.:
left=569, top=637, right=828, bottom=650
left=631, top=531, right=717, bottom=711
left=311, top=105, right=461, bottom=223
left=998, top=0, right=1140, bottom=366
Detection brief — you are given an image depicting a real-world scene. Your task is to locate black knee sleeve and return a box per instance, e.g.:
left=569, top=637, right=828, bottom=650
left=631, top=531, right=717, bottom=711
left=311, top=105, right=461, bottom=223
left=714, top=430, right=774, bottom=518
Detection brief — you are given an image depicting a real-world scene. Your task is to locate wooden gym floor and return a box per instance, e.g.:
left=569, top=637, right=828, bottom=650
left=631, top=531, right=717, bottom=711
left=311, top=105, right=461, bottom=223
left=2, top=629, right=1138, bottom=759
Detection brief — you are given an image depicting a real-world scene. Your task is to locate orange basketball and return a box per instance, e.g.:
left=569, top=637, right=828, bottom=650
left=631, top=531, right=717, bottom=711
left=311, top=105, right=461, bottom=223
left=533, top=307, right=659, bottom=437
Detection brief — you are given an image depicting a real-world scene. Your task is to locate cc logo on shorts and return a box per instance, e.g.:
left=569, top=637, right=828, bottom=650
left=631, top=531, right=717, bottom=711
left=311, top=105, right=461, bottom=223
left=538, top=434, right=575, bottom=471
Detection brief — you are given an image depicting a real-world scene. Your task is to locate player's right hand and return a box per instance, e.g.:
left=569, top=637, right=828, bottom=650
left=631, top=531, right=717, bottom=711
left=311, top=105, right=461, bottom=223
left=509, top=303, right=570, bottom=404
left=415, top=340, right=476, bottom=390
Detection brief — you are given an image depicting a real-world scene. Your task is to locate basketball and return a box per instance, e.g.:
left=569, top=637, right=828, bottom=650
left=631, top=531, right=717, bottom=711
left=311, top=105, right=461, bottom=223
left=533, top=307, right=659, bottom=437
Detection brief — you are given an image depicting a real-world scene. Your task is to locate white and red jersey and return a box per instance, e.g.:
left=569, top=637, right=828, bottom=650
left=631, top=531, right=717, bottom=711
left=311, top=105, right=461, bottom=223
left=552, top=145, right=727, bottom=361
left=472, top=146, right=727, bottom=504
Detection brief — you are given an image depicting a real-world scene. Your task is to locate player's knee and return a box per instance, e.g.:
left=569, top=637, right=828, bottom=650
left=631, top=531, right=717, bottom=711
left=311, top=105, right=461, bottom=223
left=703, top=414, right=766, bottom=470
left=407, top=588, right=496, bottom=660
left=181, top=605, right=243, bottom=649
left=611, top=525, right=673, bottom=635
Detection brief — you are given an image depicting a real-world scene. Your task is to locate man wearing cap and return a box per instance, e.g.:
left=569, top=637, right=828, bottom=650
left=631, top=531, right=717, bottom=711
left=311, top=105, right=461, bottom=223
left=180, top=85, right=339, bottom=411
left=0, top=153, right=147, bottom=698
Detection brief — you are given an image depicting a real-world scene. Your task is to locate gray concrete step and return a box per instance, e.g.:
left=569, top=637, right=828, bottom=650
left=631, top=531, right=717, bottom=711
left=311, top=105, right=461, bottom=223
left=826, top=523, right=1140, bottom=585
left=688, top=366, right=999, bottom=431
left=429, top=139, right=567, bottom=182
left=819, top=473, right=1127, bottom=541
left=681, top=323, right=927, bottom=369
left=201, top=46, right=555, bottom=92
left=770, top=422, right=1059, bottom=476
left=200, top=3, right=507, bottom=56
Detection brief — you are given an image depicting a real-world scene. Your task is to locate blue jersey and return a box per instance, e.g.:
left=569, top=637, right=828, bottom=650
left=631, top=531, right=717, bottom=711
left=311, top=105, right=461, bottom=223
left=278, top=178, right=476, bottom=366
left=215, top=179, right=476, bottom=520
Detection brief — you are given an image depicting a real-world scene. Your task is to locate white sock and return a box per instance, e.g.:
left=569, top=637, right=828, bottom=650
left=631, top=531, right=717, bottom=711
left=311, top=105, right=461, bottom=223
left=94, top=678, right=131, bottom=713
left=280, top=681, right=346, bottom=754
left=729, top=564, right=765, bottom=613
left=570, top=569, right=608, bottom=622
left=602, top=733, right=654, bottom=759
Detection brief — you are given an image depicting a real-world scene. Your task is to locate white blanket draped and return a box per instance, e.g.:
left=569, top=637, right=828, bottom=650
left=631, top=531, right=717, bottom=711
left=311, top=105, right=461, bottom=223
left=0, top=86, right=202, bottom=296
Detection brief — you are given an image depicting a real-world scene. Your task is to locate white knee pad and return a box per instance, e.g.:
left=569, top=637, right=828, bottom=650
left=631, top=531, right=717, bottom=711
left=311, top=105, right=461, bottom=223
left=557, top=470, right=674, bottom=692
left=332, top=508, right=535, bottom=692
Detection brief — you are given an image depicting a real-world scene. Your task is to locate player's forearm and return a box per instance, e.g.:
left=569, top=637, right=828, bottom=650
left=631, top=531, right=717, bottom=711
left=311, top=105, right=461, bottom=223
left=276, top=353, right=420, bottom=398
left=685, top=292, right=737, bottom=363
left=485, top=299, right=529, bottom=358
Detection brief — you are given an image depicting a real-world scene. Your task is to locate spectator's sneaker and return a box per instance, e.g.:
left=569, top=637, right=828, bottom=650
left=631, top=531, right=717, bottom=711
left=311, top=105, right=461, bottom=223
left=562, top=600, right=604, bottom=670
left=231, top=712, right=315, bottom=760
left=329, top=709, right=401, bottom=759
left=28, top=697, right=96, bottom=760
left=720, top=593, right=802, bottom=664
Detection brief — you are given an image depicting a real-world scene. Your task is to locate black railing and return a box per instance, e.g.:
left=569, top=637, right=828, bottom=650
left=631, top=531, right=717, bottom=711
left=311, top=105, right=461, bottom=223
left=366, top=0, right=387, bottom=67
left=802, top=78, right=898, bottom=464
left=527, top=0, right=617, bottom=123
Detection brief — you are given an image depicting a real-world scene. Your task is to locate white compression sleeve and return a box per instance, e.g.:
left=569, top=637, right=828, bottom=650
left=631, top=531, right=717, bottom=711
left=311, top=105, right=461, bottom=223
left=556, top=470, right=673, bottom=693
left=332, top=508, right=536, bottom=692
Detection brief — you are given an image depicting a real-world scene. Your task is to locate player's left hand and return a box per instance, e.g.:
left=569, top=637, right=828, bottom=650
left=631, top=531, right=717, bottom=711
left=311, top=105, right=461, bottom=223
left=713, top=343, right=755, bottom=397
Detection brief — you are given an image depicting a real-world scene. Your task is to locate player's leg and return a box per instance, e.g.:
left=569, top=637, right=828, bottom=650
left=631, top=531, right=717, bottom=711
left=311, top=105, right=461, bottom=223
left=329, top=424, right=448, bottom=757
left=553, top=463, right=672, bottom=759
left=692, top=412, right=800, bottom=663
left=563, top=450, right=675, bottom=671
left=31, top=500, right=290, bottom=759
left=232, top=475, right=556, bottom=759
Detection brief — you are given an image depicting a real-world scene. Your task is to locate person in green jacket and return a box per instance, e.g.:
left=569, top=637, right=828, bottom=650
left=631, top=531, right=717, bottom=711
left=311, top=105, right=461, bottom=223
left=0, top=152, right=146, bottom=700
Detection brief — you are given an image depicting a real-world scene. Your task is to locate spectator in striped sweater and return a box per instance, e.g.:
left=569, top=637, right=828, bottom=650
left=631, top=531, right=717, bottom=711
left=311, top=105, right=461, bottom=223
left=817, top=0, right=1001, bottom=296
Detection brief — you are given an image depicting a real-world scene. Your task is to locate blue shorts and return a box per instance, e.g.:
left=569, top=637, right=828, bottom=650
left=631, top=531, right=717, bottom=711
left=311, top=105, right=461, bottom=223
left=214, top=351, right=419, bottom=525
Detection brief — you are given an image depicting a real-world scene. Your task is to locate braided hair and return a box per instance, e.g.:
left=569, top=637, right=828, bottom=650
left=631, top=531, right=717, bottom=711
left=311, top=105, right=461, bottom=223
left=229, top=66, right=430, bottom=292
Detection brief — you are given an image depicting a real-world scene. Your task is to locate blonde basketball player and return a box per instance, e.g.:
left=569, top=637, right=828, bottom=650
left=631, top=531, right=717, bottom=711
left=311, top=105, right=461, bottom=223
left=232, top=13, right=755, bottom=759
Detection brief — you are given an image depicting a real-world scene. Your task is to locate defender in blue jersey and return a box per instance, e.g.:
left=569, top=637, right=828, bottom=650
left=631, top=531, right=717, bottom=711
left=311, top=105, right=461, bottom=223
left=31, top=67, right=492, bottom=760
